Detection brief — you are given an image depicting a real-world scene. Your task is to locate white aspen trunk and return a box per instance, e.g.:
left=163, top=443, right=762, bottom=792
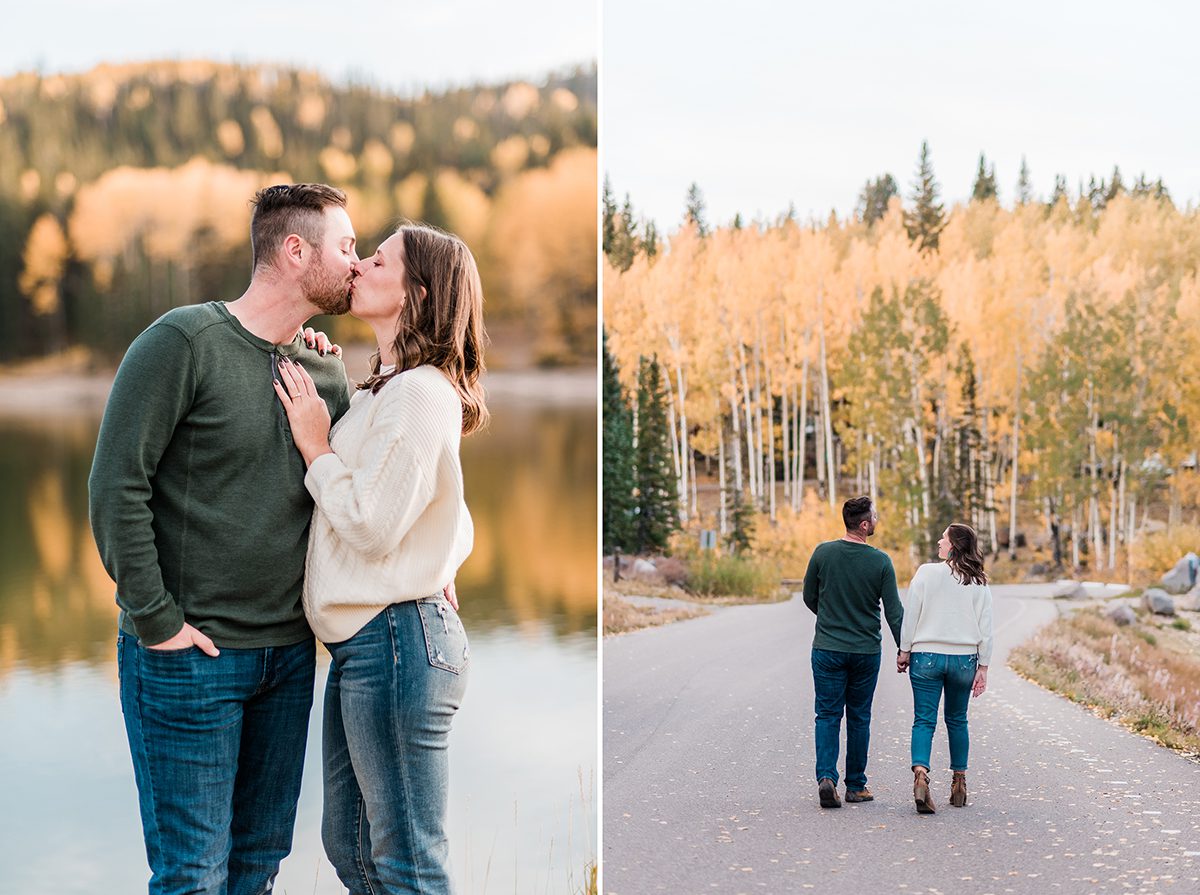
left=666, top=337, right=690, bottom=523
left=690, top=448, right=699, bottom=524
left=1127, top=492, right=1137, bottom=575
left=795, top=335, right=810, bottom=511
left=815, top=403, right=826, bottom=494
left=1116, top=455, right=1126, bottom=572
left=718, top=412, right=728, bottom=535
left=909, top=355, right=931, bottom=539
left=1108, top=465, right=1119, bottom=571
left=737, top=342, right=757, bottom=503
left=751, top=331, right=766, bottom=513
left=728, top=382, right=744, bottom=495
left=1071, top=503, right=1081, bottom=569
left=760, top=318, right=776, bottom=521
left=982, top=403, right=998, bottom=557
left=1088, top=382, right=1103, bottom=570
left=781, top=325, right=791, bottom=503
left=667, top=386, right=686, bottom=484
left=1008, top=346, right=1022, bottom=559
left=818, top=296, right=836, bottom=508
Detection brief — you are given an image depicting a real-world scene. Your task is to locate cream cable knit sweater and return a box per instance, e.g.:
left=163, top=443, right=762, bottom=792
left=302, top=364, right=473, bottom=643
left=899, top=561, right=994, bottom=665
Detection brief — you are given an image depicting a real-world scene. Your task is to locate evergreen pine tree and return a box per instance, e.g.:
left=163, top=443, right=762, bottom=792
left=1105, top=165, right=1125, bottom=203
left=607, top=194, right=639, bottom=272
left=602, top=175, right=617, bottom=258
left=642, top=218, right=660, bottom=259
left=856, top=174, right=898, bottom=226
left=603, top=330, right=637, bottom=553
left=725, top=483, right=755, bottom=556
left=904, top=142, right=946, bottom=253
left=1016, top=156, right=1033, bottom=205
left=970, top=153, right=998, bottom=202
left=634, top=356, right=680, bottom=552
left=1048, top=174, right=1069, bottom=207
left=732, top=212, right=744, bottom=230
left=684, top=182, right=709, bottom=237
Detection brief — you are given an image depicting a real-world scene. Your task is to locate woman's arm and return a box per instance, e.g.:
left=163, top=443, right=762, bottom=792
left=277, top=364, right=454, bottom=560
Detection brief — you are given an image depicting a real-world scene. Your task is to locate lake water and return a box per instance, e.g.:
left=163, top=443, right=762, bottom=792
left=0, top=372, right=598, bottom=895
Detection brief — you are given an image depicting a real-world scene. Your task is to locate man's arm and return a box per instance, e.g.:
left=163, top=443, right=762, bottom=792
left=88, top=322, right=195, bottom=646
left=880, top=557, right=904, bottom=649
left=802, top=548, right=821, bottom=615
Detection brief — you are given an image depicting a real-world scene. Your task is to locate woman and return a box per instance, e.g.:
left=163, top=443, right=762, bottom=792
left=897, top=523, right=993, bottom=814
left=273, top=222, right=487, bottom=894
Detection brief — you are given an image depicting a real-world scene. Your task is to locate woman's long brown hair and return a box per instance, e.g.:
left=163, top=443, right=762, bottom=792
left=946, top=523, right=988, bottom=585
left=358, top=223, right=489, bottom=435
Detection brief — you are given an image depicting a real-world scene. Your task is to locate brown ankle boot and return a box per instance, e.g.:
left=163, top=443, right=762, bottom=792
left=950, top=771, right=967, bottom=807
left=913, top=766, right=936, bottom=814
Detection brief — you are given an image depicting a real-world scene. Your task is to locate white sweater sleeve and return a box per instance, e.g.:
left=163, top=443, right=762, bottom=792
left=899, top=565, right=925, bottom=652
left=977, top=585, right=995, bottom=665
left=304, top=378, right=450, bottom=561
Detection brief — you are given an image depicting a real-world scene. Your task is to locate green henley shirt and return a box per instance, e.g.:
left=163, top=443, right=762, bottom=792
left=88, top=301, right=352, bottom=648
left=802, top=539, right=904, bottom=654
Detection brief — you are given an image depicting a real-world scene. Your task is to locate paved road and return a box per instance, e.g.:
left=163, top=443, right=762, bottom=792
left=603, top=588, right=1200, bottom=894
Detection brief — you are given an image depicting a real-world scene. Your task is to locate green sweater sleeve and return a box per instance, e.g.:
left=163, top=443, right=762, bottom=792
left=880, top=556, right=903, bottom=649
left=88, top=322, right=196, bottom=644
left=802, top=548, right=820, bottom=615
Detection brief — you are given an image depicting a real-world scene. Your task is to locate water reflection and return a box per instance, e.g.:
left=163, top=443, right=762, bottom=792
left=0, top=391, right=597, bottom=671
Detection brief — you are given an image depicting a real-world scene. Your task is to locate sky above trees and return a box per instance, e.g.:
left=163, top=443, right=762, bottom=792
left=604, top=0, right=1200, bottom=229
left=0, top=0, right=596, bottom=91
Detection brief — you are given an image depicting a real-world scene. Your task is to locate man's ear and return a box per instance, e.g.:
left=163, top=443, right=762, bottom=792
left=281, top=233, right=306, bottom=268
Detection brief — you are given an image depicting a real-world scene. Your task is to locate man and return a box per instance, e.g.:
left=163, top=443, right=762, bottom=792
left=89, top=183, right=356, bottom=895
left=802, top=495, right=903, bottom=809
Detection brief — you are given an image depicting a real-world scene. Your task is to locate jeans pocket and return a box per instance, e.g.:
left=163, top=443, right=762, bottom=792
left=416, top=596, right=469, bottom=674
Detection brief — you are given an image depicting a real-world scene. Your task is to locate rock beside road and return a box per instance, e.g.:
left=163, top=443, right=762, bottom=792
left=1161, top=552, right=1199, bottom=593
left=1108, top=604, right=1137, bottom=626
left=1051, top=580, right=1089, bottom=600
left=1143, top=587, right=1177, bottom=616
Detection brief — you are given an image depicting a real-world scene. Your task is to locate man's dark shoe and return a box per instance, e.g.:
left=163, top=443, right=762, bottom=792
left=845, top=787, right=874, bottom=803
left=818, top=777, right=842, bottom=808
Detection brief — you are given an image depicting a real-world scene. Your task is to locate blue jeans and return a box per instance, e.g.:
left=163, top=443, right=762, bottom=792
left=811, top=648, right=881, bottom=790
left=909, top=651, right=977, bottom=771
left=322, top=597, right=469, bottom=895
left=116, top=632, right=316, bottom=895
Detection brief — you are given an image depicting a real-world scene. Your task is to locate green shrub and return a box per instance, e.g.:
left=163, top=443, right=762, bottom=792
left=685, top=553, right=780, bottom=599
left=1172, top=618, right=1192, bottom=631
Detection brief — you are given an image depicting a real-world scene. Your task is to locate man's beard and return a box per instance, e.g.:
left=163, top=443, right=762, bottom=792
left=302, top=258, right=352, bottom=316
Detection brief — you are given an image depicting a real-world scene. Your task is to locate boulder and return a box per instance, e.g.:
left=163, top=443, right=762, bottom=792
left=1160, top=552, right=1199, bottom=593
left=1143, top=588, right=1177, bottom=616
left=1178, top=585, right=1200, bottom=613
left=1107, top=604, right=1137, bottom=626
left=1051, top=580, right=1089, bottom=600
left=632, top=558, right=659, bottom=577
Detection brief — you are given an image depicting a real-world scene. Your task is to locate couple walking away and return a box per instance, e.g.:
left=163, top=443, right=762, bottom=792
left=803, top=496, right=994, bottom=814
left=89, top=183, right=487, bottom=895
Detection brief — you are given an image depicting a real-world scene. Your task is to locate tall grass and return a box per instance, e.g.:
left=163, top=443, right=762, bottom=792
left=684, top=554, right=781, bottom=599
left=1010, top=608, right=1200, bottom=755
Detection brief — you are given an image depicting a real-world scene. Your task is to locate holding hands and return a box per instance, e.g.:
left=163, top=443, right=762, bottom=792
left=273, top=358, right=334, bottom=466
left=972, top=665, right=988, bottom=697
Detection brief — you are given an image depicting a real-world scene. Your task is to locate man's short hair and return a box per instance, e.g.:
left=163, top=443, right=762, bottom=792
left=842, top=495, right=874, bottom=530
left=250, top=183, right=347, bottom=271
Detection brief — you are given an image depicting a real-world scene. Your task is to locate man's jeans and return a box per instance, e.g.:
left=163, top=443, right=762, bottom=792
left=117, top=631, right=315, bottom=895
left=909, top=651, right=977, bottom=771
left=322, top=597, right=469, bottom=895
left=811, top=648, right=881, bottom=790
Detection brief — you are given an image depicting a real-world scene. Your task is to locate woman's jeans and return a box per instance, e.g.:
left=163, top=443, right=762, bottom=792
left=909, top=651, right=977, bottom=771
left=811, top=648, right=881, bottom=790
left=116, top=632, right=316, bottom=895
left=322, top=597, right=469, bottom=895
